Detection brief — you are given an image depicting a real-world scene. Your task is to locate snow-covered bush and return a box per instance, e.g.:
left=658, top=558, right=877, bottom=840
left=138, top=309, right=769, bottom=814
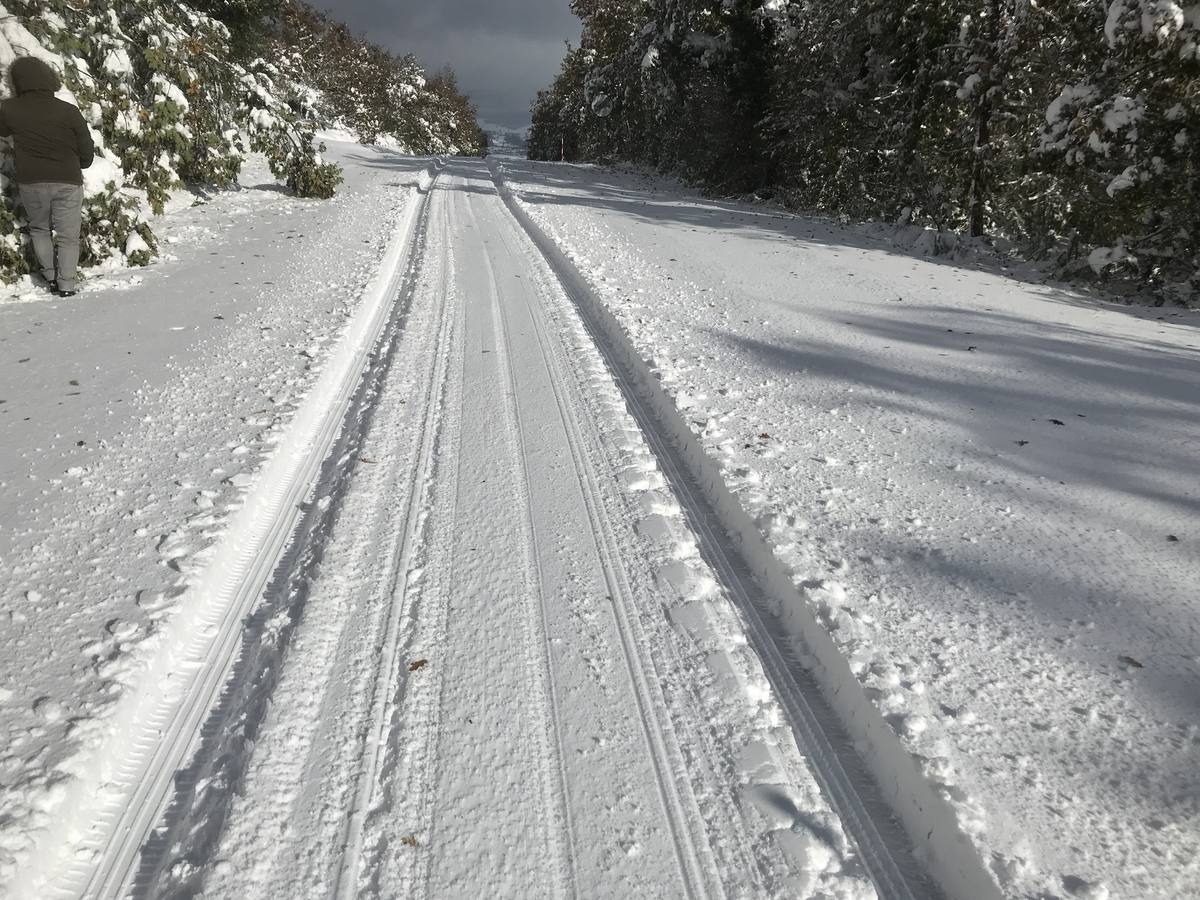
left=238, top=57, right=342, bottom=199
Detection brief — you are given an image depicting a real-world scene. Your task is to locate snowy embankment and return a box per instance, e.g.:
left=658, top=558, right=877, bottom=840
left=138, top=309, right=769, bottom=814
left=0, top=140, right=431, bottom=890
left=496, top=156, right=1200, bottom=900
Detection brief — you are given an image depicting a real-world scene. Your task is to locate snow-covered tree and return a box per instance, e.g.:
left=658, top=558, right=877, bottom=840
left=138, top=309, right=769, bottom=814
left=1040, top=0, right=1199, bottom=298
left=273, top=2, right=486, bottom=156
left=532, top=0, right=1199, bottom=303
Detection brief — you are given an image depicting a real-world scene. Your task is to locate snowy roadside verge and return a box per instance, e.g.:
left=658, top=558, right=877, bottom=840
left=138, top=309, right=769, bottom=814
left=1, top=152, right=290, bottom=305
left=491, top=162, right=999, bottom=900
left=586, top=159, right=1193, bottom=310
left=0, top=146, right=439, bottom=896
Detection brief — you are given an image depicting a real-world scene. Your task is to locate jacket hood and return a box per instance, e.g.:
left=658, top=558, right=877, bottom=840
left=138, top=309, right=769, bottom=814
left=10, top=57, right=62, bottom=95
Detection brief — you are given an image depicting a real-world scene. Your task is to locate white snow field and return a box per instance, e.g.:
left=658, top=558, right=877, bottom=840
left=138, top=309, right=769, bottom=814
left=0, top=146, right=1195, bottom=900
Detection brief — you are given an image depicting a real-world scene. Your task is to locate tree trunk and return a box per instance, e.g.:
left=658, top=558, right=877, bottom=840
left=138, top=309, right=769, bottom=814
left=968, top=99, right=991, bottom=238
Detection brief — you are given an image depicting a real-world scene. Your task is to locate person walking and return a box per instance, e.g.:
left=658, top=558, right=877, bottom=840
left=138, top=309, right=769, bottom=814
left=0, top=57, right=94, bottom=297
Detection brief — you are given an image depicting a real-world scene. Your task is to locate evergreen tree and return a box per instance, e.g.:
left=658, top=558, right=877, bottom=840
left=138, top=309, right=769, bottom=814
left=532, top=0, right=1200, bottom=302
left=1040, top=0, right=1199, bottom=296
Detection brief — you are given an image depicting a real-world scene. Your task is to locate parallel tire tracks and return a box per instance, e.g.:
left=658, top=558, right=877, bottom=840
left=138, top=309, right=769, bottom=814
left=362, top=183, right=469, bottom=898
left=485, top=211, right=720, bottom=899
left=23, top=155, right=988, bottom=900
left=490, top=161, right=950, bottom=900
left=333, top=178, right=459, bottom=898
left=471, top=192, right=579, bottom=899
left=15, top=164, right=443, bottom=900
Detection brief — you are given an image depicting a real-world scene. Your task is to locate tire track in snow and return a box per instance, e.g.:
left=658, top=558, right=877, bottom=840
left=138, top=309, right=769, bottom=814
left=11, top=162, right=444, bottom=900
left=198, top=170, right=462, bottom=900
left=346, top=190, right=467, bottom=897
left=484, top=205, right=719, bottom=899
left=471, top=190, right=580, bottom=898
left=133, top=166, right=450, bottom=900
left=489, top=159, right=957, bottom=900
left=333, top=175, right=461, bottom=898
left=463, top=164, right=868, bottom=897
left=393, top=181, right=575, bottom=899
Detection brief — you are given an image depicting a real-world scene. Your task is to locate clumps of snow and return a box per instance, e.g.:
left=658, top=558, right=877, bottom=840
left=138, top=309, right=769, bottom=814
left=957, top=73, right=982, bottom=101
left=1087, top=243, right=1137, bottom=273
left=1042, top=83, right=1101, bottom=153
left=125, top=231, right=151, bottom=258
left=1101, top=94, right=1143, bottom=134
left=0, top=7, right=61, bottom=83
left=1105, top=164, right=1141, bottom=195
left=31, top=697, right=64, bottom=723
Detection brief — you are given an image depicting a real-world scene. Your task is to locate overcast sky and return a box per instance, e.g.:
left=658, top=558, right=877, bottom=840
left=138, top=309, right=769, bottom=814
left=311, top=0, right=580, bottom=130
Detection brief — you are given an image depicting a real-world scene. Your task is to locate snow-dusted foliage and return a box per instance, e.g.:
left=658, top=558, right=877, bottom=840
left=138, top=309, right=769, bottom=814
left=274, top=3, right=487, bottom=157
left=1039, top=0, right=1200, bottom=300
left=0, top=0, right=484, bottom=284
left=0, top=0, right=335, bottom=282
left=532, top=0, right=1199, bottom=302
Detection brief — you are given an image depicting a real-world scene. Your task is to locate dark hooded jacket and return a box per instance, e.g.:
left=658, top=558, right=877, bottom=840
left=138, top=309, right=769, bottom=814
left=0, top=57, right=95, bottom=185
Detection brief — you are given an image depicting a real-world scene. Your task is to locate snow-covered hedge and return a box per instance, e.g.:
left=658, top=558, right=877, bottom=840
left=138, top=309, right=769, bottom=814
left=0, top=0, right=342, bottom=283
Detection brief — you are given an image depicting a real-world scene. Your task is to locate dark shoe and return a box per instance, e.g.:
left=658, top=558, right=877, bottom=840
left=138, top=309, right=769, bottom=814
left=56, top=289, right=78, bottom=298
left=46, top=280, right=58, bottom=293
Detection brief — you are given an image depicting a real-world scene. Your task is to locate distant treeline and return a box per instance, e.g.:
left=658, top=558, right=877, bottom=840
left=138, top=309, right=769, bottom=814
left=529, top=1, right=1199, bottom=303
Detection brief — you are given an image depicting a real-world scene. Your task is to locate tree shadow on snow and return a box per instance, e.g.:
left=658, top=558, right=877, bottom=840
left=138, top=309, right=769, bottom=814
left=503, top=157, right=1200, bottom=329
left=705, top=311, right=1200, bottom=702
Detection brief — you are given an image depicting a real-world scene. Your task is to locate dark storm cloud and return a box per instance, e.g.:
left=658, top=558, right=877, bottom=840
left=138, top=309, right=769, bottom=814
left=311, top=0, right=580, bottom=128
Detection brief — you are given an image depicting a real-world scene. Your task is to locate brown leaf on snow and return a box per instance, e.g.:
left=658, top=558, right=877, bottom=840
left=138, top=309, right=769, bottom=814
left=409, top=659, right=428, bottom=672
left=401, top=835, right=419, bottom=848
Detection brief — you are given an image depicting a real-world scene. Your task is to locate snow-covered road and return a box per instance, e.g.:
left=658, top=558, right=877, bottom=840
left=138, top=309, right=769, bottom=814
left=197, top=162, right=921, bottom=900
left=2, top=147, right=1197, bottom=900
